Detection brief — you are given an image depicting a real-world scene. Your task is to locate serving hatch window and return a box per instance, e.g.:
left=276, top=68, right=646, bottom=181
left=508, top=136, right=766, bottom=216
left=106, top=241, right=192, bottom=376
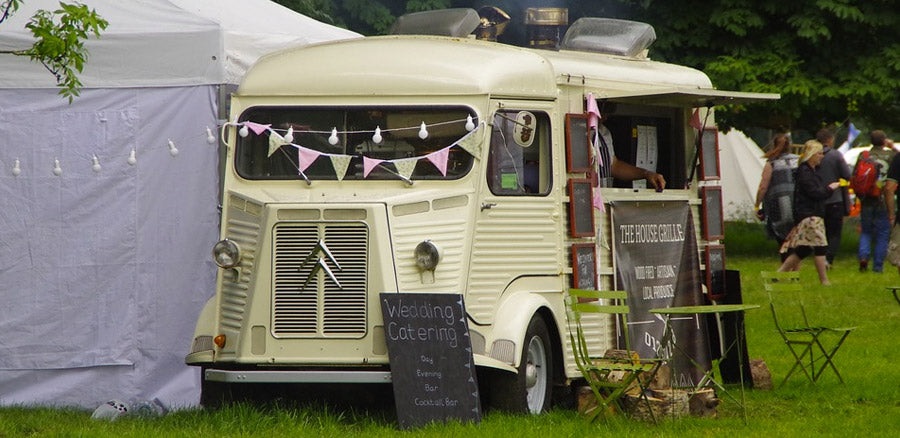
left=235, top=106, right=478, bottom=181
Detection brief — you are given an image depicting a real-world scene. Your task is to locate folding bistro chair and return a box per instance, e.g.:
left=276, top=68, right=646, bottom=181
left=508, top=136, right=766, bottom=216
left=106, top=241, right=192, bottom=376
left=761, top=271, right=855, bottom=387
left=566, top=288, right=659, bottom=422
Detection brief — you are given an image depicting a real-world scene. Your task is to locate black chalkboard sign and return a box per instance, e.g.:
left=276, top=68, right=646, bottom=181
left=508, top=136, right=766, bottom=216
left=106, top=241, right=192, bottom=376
left=700, top=128, right=720, bottom=181
left=565, top=114, right=591, bottom=173
left=571, top=243, right=597, bottom=290
left=568, top=178, right=595, bottom=237
left=705, top=245, right=726, bottom=300
left=380, top=293, right=481, bottom=429
left=701, top=186, right=724, bottom=240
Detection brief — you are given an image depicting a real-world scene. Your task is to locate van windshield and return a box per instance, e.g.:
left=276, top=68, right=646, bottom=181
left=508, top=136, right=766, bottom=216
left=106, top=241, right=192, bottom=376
left=235, top=106, right=478, bottom=181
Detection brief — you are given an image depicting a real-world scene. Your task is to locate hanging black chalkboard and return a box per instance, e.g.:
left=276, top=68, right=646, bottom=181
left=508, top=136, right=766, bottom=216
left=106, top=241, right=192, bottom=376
left=380, top=293, right=481, bottom=429
left=568, top=178, right=595, bottom=237
left=565, top=114, right=591, bottom=173
left=700, top=186, right=724, bottom=240
left=699, top=128, right=721, bottom=181
left=705, top=244, right=726, bottom=300
left=571, top=243, right=597, bottom=290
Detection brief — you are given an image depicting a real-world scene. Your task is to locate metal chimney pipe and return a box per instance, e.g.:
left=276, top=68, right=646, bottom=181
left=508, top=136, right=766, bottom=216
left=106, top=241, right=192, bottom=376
left=524, top=7, right=568, bottom=50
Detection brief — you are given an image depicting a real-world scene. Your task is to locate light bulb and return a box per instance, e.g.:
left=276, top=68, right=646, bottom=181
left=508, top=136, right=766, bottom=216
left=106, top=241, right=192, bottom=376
left=372, top=126, right=382, bottom=144
left=52, top=158, right=62, bottom=176
left=206, top=127, right=216, bottom=144
left=465, top=114, right=475, bottom=131
left=329, top=127, right=339, bottom=145
left=92, top=154, right=101, bottom=173
left=127, top=149, right=137, bottom=165
left=418, top=122, right=428, bottom=140
left=12, top=159, right=21, bottom=176
left=283, top=127, right=294, bottom=144
left=239, top=124, right=249, bottom=138
left=168, top=139, right=179, bottom=157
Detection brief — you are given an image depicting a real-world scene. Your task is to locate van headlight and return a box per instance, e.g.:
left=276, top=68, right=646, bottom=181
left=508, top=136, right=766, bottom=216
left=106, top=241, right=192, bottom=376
left=212, top=239, right=241, bottom=268
left=414, top=240, right=441, bottom=271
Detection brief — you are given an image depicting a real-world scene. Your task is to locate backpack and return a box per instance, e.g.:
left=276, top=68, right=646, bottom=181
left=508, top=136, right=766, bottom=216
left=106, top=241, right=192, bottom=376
left=763, top=154, right=799, bottom=241
left=850, top=150, right=883, bottom=198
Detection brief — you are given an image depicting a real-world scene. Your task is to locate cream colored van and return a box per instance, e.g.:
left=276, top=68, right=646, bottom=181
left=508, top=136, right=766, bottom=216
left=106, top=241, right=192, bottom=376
left=185, top=10, right=776, bottom=414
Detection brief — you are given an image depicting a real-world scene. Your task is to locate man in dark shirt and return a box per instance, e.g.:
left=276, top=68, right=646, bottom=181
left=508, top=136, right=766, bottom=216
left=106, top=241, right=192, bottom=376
left=814, top=128, right=851, bottom=268
left=881, top=138, right=900, bottom=275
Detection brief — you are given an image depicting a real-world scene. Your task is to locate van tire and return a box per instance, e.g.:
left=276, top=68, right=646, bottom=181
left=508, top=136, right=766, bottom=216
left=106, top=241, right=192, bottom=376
left=482, top=315, right=553, bottom=414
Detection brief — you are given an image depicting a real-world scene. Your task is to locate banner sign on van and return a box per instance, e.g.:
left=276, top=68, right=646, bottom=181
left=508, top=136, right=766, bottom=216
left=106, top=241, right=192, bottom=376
left=611, top=201, right=710, bottom=387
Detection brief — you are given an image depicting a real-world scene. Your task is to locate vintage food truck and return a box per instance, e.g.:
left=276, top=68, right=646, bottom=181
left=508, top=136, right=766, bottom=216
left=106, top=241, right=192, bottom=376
left=185, top=8, right=777, bottom=413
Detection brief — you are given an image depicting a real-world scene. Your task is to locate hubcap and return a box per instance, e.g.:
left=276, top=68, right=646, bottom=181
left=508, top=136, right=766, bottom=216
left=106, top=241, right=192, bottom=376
left=525, top=335, right=548, bottom=413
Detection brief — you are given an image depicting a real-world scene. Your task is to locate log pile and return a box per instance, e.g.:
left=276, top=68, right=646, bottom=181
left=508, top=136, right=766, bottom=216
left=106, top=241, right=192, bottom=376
left=575, top=349, right=722, bottom=421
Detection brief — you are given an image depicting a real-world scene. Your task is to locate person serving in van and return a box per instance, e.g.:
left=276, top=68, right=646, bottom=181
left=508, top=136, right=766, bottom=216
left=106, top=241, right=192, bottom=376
left=586, top=98, right=666, bottom=190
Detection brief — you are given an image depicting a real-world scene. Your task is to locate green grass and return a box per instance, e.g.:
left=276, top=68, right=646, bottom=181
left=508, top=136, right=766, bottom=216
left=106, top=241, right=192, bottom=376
left=4, top=221, right=900, bottom=437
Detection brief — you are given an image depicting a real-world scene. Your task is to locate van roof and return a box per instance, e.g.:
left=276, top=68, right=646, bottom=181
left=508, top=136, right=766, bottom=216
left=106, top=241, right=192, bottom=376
left=238, top=35, right=558, bottom=99
left=237, top=35, right=759, bottom=104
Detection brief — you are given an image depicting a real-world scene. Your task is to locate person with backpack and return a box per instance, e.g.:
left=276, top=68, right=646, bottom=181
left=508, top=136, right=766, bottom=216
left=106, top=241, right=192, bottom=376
left=755, top=133, right=799, bottom=261
left=814, top=128, right=851, bottom=268
left=778, top=140, right=841, bottom=285
left=852, top=130, right=896, bottom=273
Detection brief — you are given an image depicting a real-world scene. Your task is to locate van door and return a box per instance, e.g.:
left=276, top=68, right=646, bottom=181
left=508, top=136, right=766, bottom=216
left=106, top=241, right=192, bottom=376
left=466, top=104, right=561, bottom=324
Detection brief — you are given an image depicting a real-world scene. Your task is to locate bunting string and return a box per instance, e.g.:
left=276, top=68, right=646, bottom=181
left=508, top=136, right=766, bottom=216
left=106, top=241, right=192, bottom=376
left=226, top=118, right=484, bottom=181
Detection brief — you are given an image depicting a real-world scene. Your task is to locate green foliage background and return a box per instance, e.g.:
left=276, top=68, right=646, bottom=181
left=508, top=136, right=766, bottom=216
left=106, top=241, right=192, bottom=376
left=275, top=0, right=900, bottom=137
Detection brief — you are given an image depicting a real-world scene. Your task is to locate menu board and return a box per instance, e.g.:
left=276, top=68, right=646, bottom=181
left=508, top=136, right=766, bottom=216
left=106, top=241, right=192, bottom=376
left=700, top=128, right=720, bottom=181
left=380, top=293, right=481, bottom=429
left=572, top=243, right=597, bottom=290
left=568, top=179, right=595, bottom=237
left=565, top=113, right=591, bottom=173
left=701, top=186, right=724, bottom=240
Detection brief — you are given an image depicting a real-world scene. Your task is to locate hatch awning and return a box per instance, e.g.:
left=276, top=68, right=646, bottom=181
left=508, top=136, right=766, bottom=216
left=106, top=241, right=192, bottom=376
left=593, top=87, right=779, bottom=107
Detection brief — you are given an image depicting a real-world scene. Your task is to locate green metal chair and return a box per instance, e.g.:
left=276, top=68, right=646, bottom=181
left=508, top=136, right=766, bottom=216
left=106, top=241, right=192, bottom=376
left=566, top=288, right=660, bottom=422
left=761, top=271, right=855, bottom=387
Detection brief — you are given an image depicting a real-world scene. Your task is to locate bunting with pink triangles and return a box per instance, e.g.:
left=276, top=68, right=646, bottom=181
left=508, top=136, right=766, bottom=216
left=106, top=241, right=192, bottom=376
left=233, top=119, right=484, bottom=181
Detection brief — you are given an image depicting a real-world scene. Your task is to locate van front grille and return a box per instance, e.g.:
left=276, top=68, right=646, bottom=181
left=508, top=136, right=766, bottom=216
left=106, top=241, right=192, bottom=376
left=272, top=222, right=368, bottom=338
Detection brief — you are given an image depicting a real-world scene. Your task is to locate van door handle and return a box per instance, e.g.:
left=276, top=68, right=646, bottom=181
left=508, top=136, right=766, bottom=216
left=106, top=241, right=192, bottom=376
left=480, top=202, right=497, bottom=211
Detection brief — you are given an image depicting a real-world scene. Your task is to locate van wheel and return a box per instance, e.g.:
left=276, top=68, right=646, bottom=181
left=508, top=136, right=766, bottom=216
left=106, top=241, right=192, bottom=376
left=482, top=316, right=553, bottom=413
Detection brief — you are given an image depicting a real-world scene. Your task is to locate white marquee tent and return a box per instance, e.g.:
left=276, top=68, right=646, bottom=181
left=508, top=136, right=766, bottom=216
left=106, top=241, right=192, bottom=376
left=0, top=0, right=358, bottom=409
left=718, top=130, right=766, bottom=222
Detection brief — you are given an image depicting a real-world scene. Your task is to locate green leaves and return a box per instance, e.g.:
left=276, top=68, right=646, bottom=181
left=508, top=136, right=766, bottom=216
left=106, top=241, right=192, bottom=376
left=1, top=1, right=108, bottom=103
left=607, top=0, right=900, bottom=131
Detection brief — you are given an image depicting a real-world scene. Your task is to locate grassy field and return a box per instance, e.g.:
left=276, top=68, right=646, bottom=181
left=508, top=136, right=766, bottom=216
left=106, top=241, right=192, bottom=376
left=4, top=221, right=900, bottom=437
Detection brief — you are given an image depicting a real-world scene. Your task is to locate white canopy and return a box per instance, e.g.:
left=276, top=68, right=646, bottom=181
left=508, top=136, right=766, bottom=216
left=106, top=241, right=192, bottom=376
left=0, top=0, right=359, bottom=88
left=0, top=0, right=357, bottom=410
left=719, top=129, right=766, bottom=222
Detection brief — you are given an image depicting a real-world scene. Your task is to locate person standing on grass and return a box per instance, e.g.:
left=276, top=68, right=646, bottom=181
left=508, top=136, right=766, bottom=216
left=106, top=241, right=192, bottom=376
left=814, top=128, right=851, bottom=268
left=755, top=133, right=799, bottom=262
left=855, top=130, right=895, bottom=273
left=880, top=138, right=900, bottom=275
left=778, top=140, right=840, bottom=285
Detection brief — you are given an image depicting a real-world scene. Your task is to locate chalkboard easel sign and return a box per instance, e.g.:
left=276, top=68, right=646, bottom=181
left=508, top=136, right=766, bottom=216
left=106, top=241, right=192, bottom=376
left=571, top=243, right=597, bottom=290
left=568, top=178, right=595, bottom=237
left=380, top=293, right=481, bottom=429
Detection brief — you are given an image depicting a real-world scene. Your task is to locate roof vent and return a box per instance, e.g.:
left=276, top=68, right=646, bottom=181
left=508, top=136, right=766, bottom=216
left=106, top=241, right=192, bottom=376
left=389, top=8, right=481, bottom=38
left=560, top=17, right=656, bottom=57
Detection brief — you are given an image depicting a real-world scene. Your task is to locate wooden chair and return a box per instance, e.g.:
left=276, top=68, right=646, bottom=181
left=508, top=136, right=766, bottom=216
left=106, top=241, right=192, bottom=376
left=761, top=271, right=855, bottom=387
left=566, top=288, right=659, bottom=422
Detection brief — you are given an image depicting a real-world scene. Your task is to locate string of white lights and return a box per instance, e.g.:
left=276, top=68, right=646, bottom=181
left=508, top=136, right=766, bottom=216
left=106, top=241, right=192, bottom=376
left=227, top=114, right=478, bottom=145
left=6, top=125, right=218, bottom=177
